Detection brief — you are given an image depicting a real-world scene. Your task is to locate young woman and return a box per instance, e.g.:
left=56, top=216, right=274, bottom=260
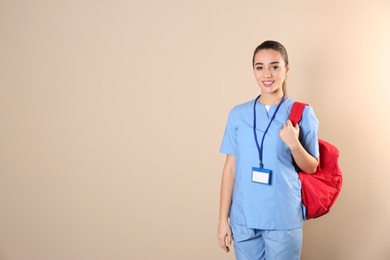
left=217, top=41, right=319, bottom=260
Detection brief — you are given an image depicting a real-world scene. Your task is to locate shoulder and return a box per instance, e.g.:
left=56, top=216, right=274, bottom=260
left=284, top=98, right=319, bottom=125
left=285, top=98, right=316, bottom=115
left=234, top=98, right=256, bottom=111
left=283, top=97, right=296, bottom=110
left=301, top=103, right=318, bottom=123
left=228, top=98, right=257, bottom=117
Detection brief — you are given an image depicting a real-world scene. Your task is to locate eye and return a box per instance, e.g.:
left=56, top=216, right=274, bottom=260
left=272, top=65, right=279, bottom=70
left=255, top=66, right=263, bottom=70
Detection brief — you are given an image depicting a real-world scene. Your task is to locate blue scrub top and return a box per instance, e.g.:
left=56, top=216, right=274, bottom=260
left=220, top=97, right=319, bottom=230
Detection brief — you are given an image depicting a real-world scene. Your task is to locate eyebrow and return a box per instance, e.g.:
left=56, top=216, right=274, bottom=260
left=254, top=61, right=281, bottom=66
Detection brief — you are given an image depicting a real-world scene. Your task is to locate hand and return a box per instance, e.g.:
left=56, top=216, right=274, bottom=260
left=217, top=220, right=232, bottom=253
left=279, top=120, right=300, bottom=149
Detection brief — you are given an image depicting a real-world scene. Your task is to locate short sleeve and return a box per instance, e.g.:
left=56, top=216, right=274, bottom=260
left=220, top=108, right=237, bottom=156
left=299, top=105, right=320, bottom=158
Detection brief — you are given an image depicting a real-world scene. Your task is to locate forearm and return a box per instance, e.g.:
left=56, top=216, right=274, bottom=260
left=219, top=155, right=235, bottom=221
left=290, top=141, right=319, bottom=174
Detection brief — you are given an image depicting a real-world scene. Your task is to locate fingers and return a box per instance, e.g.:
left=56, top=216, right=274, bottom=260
left=220, top=238, right=230, bottom=253
left=294, top=121, right=300, bottom=130
left=217, top=222, right=232, bottom=253
left=280, top=120, right=291, bottom=129
left=218, top=238, right=227, bottom=252
left=227, top=232, right=232, bottom=246
left=218, top=234, right=231, bottom=253
left=287, top=120, right=297, bottom=128
left=281, top=120, right=299, bottom=130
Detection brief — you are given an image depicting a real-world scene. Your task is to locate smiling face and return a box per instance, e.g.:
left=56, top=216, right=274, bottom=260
left=253, top=49, right=290, bottom=96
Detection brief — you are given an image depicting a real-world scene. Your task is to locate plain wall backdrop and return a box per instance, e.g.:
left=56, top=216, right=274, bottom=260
left=1, top=0, right=390, bottom=259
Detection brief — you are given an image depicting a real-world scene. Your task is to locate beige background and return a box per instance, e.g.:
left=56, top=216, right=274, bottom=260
left=1, top=0, right=390, bottom=259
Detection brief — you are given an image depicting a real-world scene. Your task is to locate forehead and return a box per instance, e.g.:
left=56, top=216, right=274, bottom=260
left=253, top=49, right=284, bottom=64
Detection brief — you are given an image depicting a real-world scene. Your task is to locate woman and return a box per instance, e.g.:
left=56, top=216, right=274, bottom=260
left=217, top=40, right=319, bottom=260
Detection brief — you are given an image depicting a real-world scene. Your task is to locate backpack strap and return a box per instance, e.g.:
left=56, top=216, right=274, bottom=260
left=289, top=102, right=307, bottom=126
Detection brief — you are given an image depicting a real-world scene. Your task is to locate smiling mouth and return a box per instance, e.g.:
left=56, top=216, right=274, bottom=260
left=262, top=81, right=274, bottom=87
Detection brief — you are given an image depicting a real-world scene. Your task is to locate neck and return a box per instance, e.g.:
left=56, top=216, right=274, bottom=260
left=259, top=91, right=285, bottom=105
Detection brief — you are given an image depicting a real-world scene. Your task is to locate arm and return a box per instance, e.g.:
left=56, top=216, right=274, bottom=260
left=280, top=120, right=319, bottom=174
left=217, top=155, right=235, bottom=253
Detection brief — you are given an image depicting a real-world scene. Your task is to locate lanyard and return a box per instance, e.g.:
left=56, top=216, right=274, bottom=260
left=253, top=94, right=286, bottom=169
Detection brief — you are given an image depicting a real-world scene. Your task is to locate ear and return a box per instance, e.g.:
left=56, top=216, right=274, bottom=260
left=285, top=63, right=290, bottom=76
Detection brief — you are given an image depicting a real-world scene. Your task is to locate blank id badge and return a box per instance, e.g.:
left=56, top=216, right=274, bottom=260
left=252, top=167, right=271, bottom=185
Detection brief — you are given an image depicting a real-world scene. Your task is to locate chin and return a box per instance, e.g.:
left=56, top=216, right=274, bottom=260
left=261, top=88, right=277, bottom=93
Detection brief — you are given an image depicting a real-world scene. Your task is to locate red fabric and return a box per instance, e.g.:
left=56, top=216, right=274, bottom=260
left=289, top=102, right=306, bottom=126
left=289, top=103, right=343, bottom=220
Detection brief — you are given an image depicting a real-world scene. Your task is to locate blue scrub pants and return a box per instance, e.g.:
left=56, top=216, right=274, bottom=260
left=231, top=222, right=302, bottom=260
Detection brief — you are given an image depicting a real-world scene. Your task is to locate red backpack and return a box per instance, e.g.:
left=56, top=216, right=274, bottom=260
left=289, top=102, right=343, bottom=220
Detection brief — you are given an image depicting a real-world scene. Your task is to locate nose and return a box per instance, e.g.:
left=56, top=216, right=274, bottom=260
left=264, top=68, right=272, bottom=78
